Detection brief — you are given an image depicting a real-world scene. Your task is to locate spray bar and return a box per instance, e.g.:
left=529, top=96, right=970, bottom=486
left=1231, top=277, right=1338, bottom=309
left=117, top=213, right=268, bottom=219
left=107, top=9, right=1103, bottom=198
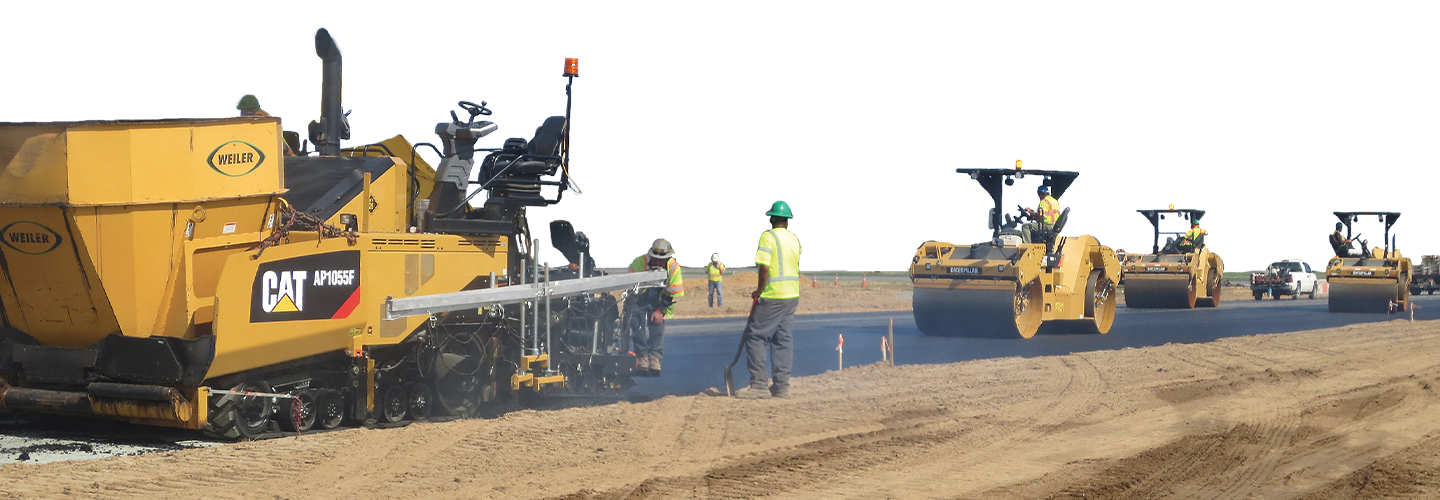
left=382, top=269, right=668, bottom=320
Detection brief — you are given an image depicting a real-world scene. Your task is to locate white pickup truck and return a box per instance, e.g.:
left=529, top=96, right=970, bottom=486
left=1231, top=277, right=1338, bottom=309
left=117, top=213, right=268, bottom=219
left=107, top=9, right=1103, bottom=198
left=1251, top=259, right=1320, bottom=299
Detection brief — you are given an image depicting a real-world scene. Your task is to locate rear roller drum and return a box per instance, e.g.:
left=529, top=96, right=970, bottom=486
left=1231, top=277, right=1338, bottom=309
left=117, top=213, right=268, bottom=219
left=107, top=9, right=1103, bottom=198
left=1081, top=270, right=1116, bottom=334
left=1329, top=281, right=1403, bottom=313
left=912, top=279, right=1043, bottom=338
left=1124, top=275, right=1197, bottom=309
left=1197, top=270, right=1222, bottom=308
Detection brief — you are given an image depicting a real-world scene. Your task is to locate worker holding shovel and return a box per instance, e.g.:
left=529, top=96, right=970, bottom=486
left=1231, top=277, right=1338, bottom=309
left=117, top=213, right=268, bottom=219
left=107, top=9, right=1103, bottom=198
left=733, top=201, right=802, bottom=400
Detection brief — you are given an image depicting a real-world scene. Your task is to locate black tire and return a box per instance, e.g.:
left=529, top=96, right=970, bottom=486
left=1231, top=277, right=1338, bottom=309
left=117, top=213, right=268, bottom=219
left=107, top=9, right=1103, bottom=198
left=407, top=383, right=433, bottom=420
left=316, top=390, right=345, bottom=430
left=380, top=384, right=408, bottom=423
left=1253, top=290, right=1263, bottom=300
left=277, top=390, right=318, bottom=432
left=1310, top=283, right=1318, bottom=299
left=203, top=382, right=273, bottom=440
left=1292, top=286, right=1300, bottom=300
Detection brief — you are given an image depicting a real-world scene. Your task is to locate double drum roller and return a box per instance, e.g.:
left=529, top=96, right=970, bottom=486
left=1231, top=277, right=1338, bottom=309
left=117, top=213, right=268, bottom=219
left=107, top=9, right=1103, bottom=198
left=1120, top=209, right=1224, bottom=309
left=1327, top=212, right=1411, bottom=313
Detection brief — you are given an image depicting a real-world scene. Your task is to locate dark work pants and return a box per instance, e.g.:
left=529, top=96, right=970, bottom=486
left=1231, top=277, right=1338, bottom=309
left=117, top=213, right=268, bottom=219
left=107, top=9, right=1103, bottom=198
left=629, top=313, right=664, bottom=359
left=742, top=297, right=800, bottom=391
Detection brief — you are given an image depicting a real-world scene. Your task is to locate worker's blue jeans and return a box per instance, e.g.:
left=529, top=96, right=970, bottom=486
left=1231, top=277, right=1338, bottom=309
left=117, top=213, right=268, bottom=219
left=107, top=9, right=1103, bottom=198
left=708, top=281, right=723, bottom=307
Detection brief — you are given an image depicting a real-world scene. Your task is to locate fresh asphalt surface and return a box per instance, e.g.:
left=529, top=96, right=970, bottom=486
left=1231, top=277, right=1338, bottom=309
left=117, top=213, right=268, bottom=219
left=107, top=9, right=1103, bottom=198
left=3, top=293, right=1435, bottom=463
left=630, top=293, right=1440, bottom=398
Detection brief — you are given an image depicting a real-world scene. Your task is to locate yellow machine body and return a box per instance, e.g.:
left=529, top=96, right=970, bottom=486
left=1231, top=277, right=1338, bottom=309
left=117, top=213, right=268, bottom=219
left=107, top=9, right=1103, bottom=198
left=1121, top=246, right=1225, bottom=308
left=0, top=118, right=500, bottom=431
left=910, top=236, right=1120, bottom=338
left=1327, top=247, right=1411, bottom=313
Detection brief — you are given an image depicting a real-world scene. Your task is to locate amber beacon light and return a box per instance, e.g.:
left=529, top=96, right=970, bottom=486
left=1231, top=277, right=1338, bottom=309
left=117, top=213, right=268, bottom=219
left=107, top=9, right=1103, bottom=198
left=564, top=58, right=579, bottom=77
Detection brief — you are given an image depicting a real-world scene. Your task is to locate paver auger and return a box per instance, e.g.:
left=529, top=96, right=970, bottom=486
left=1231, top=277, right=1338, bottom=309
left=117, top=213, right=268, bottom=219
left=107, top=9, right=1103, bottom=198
left=1120, top=209, right=1224, bottom=308
left=909, top=165, right=1120, bottom=338
left=1327, top=212, right=1411, bottom=313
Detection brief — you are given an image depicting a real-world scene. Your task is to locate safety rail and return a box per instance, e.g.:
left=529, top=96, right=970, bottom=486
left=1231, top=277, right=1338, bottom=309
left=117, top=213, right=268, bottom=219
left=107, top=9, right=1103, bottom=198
left=381, top=269, right=667, bottom=321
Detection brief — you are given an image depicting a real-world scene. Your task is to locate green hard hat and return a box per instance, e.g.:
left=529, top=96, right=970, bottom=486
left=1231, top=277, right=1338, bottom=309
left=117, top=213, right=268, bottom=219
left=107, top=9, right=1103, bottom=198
left=237, top=94, right=261, bottom=111
left=765, top=200, right=793, bottom=218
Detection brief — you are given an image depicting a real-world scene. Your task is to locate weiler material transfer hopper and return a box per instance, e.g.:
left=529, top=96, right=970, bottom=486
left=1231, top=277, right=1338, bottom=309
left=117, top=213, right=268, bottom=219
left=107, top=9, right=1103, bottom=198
left=0, top=119, right=286, bottom=427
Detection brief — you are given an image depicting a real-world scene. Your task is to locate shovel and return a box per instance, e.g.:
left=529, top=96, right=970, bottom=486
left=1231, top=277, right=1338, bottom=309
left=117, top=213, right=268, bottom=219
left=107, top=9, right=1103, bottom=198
left=724, top=298, right=759, bottom=396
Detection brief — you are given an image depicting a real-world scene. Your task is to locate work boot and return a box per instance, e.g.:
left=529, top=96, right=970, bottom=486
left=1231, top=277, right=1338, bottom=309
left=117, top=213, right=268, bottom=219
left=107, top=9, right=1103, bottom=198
left=650, top=356, right=661, bottom=375
left=770, top=387, right=789, bottom=399
left=733, top=386, right=771, bottom=400
left=636, top=355, right=651, bottom=373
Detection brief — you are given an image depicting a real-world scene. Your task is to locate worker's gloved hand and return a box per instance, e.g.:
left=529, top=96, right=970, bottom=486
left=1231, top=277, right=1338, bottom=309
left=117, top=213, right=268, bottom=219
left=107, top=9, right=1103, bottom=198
left=649, top=310, right=665, bottom=325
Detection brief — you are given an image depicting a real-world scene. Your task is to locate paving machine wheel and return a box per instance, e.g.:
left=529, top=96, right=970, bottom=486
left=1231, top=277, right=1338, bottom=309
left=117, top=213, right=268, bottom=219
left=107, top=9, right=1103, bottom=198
left=1326, top=212, right=1412, bottom=314
left=203, top=381, right=274, bottom=440
left=913, top=279, right=1043, bottom=338
left=277, top=390, right=318, bottom=432
left=407, top=383, right=434, bottom=420
left=379, top=384, right=408, bottom=423
left=316, top=390, right=346, bottom=430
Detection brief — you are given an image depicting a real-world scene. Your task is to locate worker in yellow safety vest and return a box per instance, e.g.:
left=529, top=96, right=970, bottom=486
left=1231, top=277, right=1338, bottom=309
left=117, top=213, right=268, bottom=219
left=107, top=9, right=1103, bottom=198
left=627, top=238, right=684, bottom=375
left=734, top=201, right=802, bottom=400
left=1020, top=185, right=1061, bottom=244
left=1178, top=220, right=1208, bottom=252
left=237, top=95, right=295, bottom=156
left=706, top=253, right=726, bottom=308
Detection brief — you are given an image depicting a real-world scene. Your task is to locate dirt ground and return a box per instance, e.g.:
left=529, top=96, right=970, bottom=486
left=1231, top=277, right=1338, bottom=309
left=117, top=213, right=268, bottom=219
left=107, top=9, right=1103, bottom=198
left=671, top=272, right=912, bottom=319
left=6, top=319, right=1440, bottom=499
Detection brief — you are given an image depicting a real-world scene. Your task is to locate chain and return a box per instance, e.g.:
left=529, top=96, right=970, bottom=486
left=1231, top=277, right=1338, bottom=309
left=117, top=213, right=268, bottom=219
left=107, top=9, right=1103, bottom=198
left=291, top=397, right=303, bottom=436
left=250, top=198, right=358, bottom=259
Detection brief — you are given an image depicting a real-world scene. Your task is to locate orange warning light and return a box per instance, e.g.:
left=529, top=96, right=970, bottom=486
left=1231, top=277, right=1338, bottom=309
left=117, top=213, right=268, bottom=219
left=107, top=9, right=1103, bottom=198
left=564, top=58, right=579, bottom=77
left=1015, top=159, right=1023, bottom=170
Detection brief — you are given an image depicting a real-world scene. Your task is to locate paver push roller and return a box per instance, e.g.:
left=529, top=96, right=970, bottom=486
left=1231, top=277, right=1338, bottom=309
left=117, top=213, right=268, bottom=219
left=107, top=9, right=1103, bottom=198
left=1120, top=208, right=1225, bottom=309
left=1326, top=212, right=1411, bottom=313
left=909, top=163, right=1120, bottom=338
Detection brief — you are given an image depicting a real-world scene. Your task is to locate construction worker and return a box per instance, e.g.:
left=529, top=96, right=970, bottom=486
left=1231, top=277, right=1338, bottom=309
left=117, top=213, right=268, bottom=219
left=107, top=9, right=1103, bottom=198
left=706, top=253, right=726, bottom=308
left=237, top=95, right=294, bottom=156
left=1020, top=185, right=1061, bottom=244
left=735, top=201, right=802, bottom=400
left=627, top=238, right=684, bottom=375
left=1330, top=222, right=1366, bottom=257
left=1178, top=221, right=1207, bottom=252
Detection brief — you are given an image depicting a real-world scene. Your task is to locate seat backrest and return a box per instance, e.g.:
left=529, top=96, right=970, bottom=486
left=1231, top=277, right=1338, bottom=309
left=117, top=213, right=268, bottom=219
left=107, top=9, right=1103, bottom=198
left=1051, top=207, right=1071, bottom=234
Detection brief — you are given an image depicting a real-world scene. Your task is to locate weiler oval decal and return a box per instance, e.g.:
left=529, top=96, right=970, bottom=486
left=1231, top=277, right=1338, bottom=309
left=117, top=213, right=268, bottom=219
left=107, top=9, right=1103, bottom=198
left=206, top=140, right=267, bottom=177
left=1, top=221, right=64, bottom=255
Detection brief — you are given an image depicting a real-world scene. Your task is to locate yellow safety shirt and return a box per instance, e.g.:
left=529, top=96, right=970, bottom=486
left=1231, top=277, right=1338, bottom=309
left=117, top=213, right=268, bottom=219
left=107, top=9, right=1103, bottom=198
left=630, top=255, right=685, bottom=317
left=1185, top=227, right=1208, bottom=241
left=1038, top=196, right=1060, bottom=225
left=706, top=262, right=726, bottom=282
left=755, top=228, right=802, bottom=300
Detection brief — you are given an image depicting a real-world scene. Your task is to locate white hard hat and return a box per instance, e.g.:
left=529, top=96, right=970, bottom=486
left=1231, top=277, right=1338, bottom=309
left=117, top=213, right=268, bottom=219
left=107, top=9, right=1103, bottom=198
left=711, top=253, right=719, bottom=261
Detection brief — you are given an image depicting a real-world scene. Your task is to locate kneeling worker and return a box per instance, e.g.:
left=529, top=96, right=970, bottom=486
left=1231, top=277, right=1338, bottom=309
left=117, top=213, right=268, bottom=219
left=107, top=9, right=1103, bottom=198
left=628, top=239, right=684, bottom=375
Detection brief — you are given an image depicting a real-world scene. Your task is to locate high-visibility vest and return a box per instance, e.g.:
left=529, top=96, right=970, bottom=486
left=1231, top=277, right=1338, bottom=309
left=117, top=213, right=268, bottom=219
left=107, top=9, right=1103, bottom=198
left=1185, top=227, right=1207, bottom=241
left=706, top=262, right=725, bottom=282
left=630, top=255, right=685, bottom=316
left=1038, top=196, right=1060, bottom=225
left=755, top=228, right=802, bottom=300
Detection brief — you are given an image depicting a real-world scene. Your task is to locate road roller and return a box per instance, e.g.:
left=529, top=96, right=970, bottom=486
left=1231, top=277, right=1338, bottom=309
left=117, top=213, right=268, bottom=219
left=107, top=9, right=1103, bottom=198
left=909, top=164, right=1120, bottom=338
left=0, top=30, right=658, bottom=439
left=1119, top=208, right=1225, bottom=308
left=1327, top=212, right=1411, bottom=313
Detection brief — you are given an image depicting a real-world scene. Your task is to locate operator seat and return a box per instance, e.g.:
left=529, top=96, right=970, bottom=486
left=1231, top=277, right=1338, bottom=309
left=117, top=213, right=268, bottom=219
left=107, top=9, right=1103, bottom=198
left=1031, top=207, right=1069, bottom=247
